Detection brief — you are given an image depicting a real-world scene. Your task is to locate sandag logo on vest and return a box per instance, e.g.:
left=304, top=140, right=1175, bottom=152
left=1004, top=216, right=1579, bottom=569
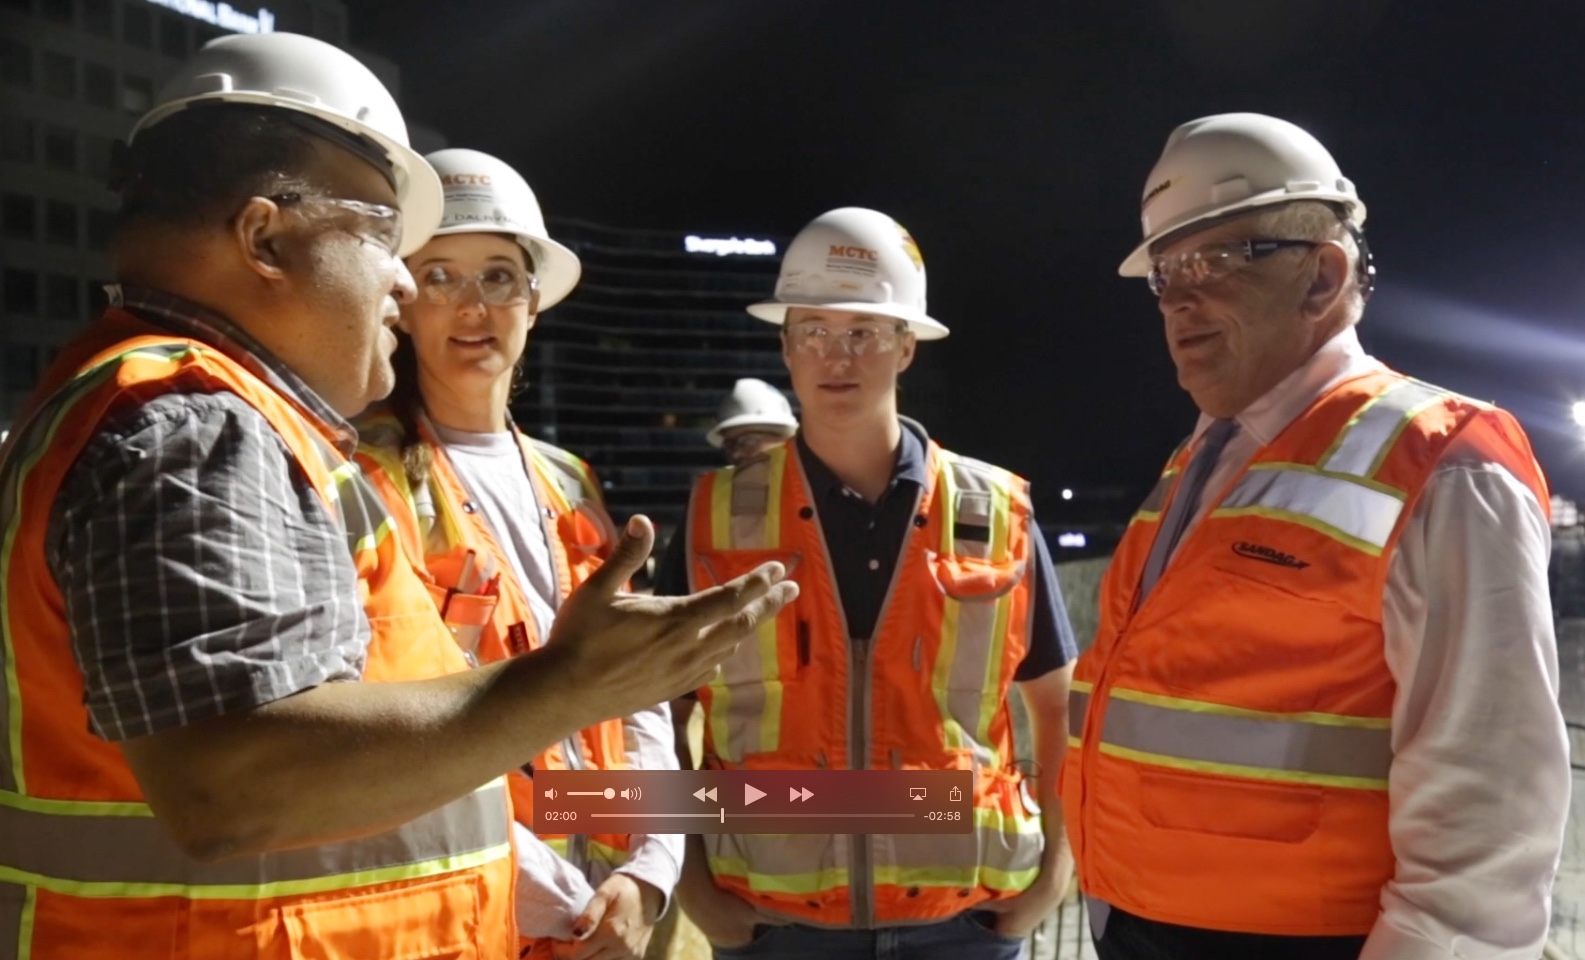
left=1231, top=541, right=1311, bottom=570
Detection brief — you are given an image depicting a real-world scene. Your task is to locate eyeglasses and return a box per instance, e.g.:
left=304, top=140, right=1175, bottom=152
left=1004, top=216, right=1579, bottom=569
left=267, top=193, right=403, bottom=256
left=785, top=320, right=907, bottom=357
left=722, top=429, right=788, bottom=461
left=1147, top=238, right=1318, bottom=297
left=416, top=264, right=540, bottom=308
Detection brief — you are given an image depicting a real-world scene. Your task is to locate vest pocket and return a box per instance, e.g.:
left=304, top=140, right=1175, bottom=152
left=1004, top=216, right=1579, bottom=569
left=1137, top=767, right=1322, bottom=844
left=282, top=872, right=483, bottom=960
left=927, top=551, right=1026, bottom=602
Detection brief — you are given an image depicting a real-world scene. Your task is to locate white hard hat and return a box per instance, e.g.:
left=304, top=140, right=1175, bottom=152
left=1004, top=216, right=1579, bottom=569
left=707, top=379, right=798, bottom=448
left=748, top=207, right=948, bottom=340
left=130, top=32, right=441, bottom=257
left=423, top=148, right=582, bottom=310
left=1119, top=113, right=1366, bottom=277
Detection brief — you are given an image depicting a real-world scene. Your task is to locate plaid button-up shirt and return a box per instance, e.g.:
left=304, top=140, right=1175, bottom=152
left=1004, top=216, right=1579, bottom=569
left=39, top=287, right=369, bottom=741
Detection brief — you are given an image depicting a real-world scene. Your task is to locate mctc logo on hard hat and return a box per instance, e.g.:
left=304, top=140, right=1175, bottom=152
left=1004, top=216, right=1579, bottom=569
left=441, top=173, right=493, bottom=186
left=1142, top=176, right=1177, bottom=211
left=898, top=227, right=924, bottom=271
left=829, top=245, right=879, bottom=261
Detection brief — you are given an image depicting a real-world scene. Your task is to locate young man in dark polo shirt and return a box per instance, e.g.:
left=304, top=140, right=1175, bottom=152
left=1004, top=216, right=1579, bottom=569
left=655, top=207, right=1078, bottom=960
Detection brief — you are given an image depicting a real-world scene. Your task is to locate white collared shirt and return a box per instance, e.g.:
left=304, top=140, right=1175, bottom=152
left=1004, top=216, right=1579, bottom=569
left=1170, top=326, right=1569, bottom=959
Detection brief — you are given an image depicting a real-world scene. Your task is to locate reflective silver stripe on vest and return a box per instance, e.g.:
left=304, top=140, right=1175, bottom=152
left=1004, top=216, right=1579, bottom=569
left=1099, top=693, right=1391, bottom=788
left=707, top=820, right=1041, bottom=887
left=712, top=453, right=778, bottom=760
left=0, top=780, right=509, bottom=889
left=1321, top=379, right=1450, bottom=478
left=727, top=452, right=777, bottom=550
left=1214, top=467, right=1405, bottom=552
left=1068, top=686, right=1090, bottom=739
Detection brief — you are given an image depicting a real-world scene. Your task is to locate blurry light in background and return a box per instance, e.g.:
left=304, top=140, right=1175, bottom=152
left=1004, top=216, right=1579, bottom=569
left=1061, top=488, right=1073, bottom=500
left=1057, top=532, right=1087, bottom=549
left=1572, top=401, right=1585, bottom=429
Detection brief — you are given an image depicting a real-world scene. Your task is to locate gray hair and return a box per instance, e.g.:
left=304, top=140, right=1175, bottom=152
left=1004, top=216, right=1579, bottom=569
left=1247, top=201, right=1365, bottom=326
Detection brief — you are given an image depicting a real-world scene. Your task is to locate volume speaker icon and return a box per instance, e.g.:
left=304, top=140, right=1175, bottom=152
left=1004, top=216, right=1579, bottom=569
left=543, top=788, right=557, bottom=800
left=620, top=787, right=642, bottom=800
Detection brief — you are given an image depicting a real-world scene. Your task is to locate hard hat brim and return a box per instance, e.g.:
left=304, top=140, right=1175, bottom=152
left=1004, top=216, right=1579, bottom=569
left=747, top=300, right=949, bottom=340
left=132, top=93, right=443, bottom=258
left=705, top=416, right=798, bottom=449
left=1118, top=189, right=1366, bottom=277
left=426, top=226, right=583, bottom=310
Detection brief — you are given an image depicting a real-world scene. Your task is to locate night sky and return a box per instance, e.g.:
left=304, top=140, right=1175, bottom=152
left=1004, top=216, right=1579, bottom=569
left=343, top=0, right=1585, bottom=516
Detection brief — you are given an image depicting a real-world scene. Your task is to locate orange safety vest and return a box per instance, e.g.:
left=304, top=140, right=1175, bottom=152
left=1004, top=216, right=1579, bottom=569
left=686, top=437, right=1044, bottom=928
left=0, top=309, right=518, bottom=959
left=1061, top=369, right=1550, bottom=937
left=355, top=412, right=632, bottom=878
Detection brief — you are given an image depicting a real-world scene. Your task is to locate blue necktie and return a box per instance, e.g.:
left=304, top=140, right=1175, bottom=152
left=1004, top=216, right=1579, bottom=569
left=1137, top=418, right=1238, bottom=601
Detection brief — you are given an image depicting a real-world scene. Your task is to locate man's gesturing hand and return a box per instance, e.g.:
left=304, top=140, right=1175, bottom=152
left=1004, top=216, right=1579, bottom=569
left=546, top=515, right=798, bottom=720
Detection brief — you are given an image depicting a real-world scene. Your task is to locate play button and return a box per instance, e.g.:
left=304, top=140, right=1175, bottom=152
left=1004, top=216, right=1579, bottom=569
left=744, top=783, right=766, bottom=806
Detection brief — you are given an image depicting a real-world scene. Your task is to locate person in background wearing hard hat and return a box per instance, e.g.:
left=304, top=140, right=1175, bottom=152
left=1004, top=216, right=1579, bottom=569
left=654, top=207, right=1080, bottom=959
left=665, top=376, right=802, bottom=776
left=0, top=33, right=797, bottom=959
left=355, top=148, right=682, bottom=960
left=1063, top=113, right=1568, bottom=960
left=708, top=378, right=800, bottom=468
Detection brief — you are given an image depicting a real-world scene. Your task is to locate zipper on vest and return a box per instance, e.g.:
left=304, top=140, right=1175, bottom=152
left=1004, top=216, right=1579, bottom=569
left=849, top=632, right=874, bottom=928
left=792, top=454, right=921, bottom=929
left=796, top=621, right=811, bottom=676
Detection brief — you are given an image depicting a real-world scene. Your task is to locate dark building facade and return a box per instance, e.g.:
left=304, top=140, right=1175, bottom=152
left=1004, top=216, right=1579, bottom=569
left=516, top=219, right=791, bottom=538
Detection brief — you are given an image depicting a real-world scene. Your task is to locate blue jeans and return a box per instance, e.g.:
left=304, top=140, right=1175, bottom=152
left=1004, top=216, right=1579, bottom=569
left=711, top=910, right=1026, bottom=960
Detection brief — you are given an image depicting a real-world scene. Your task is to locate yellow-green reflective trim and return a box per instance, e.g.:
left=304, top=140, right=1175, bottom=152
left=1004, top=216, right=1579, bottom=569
left=1244, top=462, right=1407, bottom=501
left=1097, top=742, right=1388, bottom=791
left=16, top=884, right=35, bottom=960
left=933, top=596, right=967, bottom=753
left=1067, top=734, right=1083, bottom=749
left=707, top=857, right=849, bottom=895
left=936, top=451, right=960, bottom=555
left=1106, top=687, right=1391, bottom=729
left=356, top=444, right=416, bottom=511
left=1070, top=679, right=1094, bottom=694
left=348, top=514, right=397, bottom=557
left=763, top=445, right=785, bottom=550
left=1129, top=510, right=1162, bottom=525
left=0, top=842, right=513, bottom=901
left=973, top=804, right=1042, bottom=838
left=0, top=347, right=194, bottom=793
left=1318, top=386, right=1393, bottom=467
left=1365, top=394, right=1448, bottom=480
left=932, top=455, right=966, bottom=752
left=706, top=859, right=1040, bottom=896
left=1208, top=505, right=1383, bottom=557
left=989, top=470, right=1011, bottom=563
left=0, top=790, right=154, bottom=818
left=710, top=470, right=733, bottom=551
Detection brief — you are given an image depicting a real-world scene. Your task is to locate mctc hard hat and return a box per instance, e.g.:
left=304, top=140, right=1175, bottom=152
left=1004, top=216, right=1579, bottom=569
left=424, top=148, right=582, bottom=310
left=749, top=207, right=948, bottom=339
